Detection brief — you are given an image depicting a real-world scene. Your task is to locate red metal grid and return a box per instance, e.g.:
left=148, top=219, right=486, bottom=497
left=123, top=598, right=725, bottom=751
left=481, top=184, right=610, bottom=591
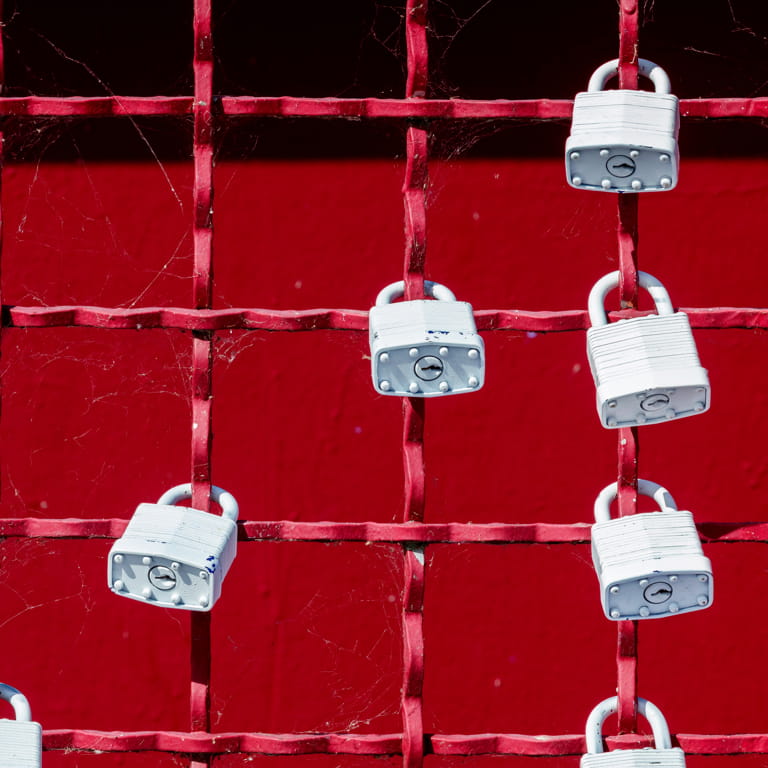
left=2, top=1, right=768, bottom=765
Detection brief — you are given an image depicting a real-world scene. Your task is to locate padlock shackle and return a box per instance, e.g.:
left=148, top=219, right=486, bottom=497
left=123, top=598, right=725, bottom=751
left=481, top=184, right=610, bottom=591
left=594, top=478, right=678, bottom=524
left=375, top=280, right=457, bottom=306
left=587, top=58, right=672, bottom=95
left=587, top=270, right=675, bottom=327
left=156, top=484, right=239, bottom=522
left=585, top=696, right=673, bottom=754
left=0, top=684, right=31, bottom=722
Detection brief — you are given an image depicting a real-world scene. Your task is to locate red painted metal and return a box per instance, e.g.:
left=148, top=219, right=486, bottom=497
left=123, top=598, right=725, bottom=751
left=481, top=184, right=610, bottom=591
left=0, top=518, right=765, bottom=543
left=190, top=4, right=215, bottom=765
left=1, top=96, right=768, bottom=119
left=9, top=306, right=768, bottom=331
left=401, top=6, right=428, bottom=768
left=614, top=0, right=641, bottom=734
left=35, top=730, right=768, bottom=756
left=5, top=1, right=768, bottom=764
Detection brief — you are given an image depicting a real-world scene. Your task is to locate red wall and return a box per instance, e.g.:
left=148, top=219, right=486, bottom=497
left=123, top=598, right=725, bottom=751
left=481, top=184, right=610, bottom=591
left=2, top=153, right=768, bottom=763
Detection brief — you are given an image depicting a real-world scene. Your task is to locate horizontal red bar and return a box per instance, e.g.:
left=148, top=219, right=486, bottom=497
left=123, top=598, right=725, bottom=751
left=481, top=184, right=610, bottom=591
left=40, top=730, right=768, bottom=755
left=1, top=519, right=766, bottom=543
left=0, top=96, right=766, bottom=119
left=44, top=730, right=402, bottom=755
left=0, top=97, right=193, bottom=116
left=433, top=733, right=768, bottom=756
left=7, top=306, right=768, bottom=332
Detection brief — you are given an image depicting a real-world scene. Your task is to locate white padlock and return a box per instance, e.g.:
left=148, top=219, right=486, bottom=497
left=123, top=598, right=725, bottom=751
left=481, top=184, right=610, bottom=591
left=582, top=696, right=685, bottom=768
left=0, top=684, right=42, bottom=768
left=108, top=483, right=239, bottom=611
left=566, top=58, right=679, bottom=192
left=369, top=280, right=484, bottom=397
left=587, top=270, right=710, bottom=428
left=592, top=479, right=713, bottom=621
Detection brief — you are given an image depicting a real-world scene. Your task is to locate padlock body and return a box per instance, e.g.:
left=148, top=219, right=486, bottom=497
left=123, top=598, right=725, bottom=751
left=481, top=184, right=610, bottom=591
left=587, top=312, right=710, bottom=428
left=582, top=747, right=686, bottom=768
left=108, top=504, right=237, bottom=611
left=369, top=300, right=484, bottom=397
left=566, top=90, right=679, bottom=192
left=0, top=719, right=42, bottom=768
left=592, top=510, right=713, bottom=620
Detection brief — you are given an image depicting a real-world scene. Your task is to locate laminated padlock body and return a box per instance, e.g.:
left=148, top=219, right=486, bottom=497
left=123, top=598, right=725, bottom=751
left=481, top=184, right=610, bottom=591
left=582, top=744, right=686, bottom=768
left=591, top=480, right=713, bottom=621
left=587, top=313, right=710, bottom=427
left=566, top=59, right=679, bottom=192
left=370, top=281, right=484, bottom=397
left=108, top=484, right=239, bottom=611
left=0, top=720, right=43, bottom=768
left=587, top=271, right=710, bottom=428
left=583, top=697, right=685, bottom=768
left=0, top=684, right=42, bottom=768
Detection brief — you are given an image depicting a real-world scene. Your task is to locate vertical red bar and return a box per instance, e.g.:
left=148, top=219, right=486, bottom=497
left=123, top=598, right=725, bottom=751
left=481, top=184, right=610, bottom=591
left=191, top=0, right=214, bottom=763
left=616, top=0, right=640, bottom=734
left=402, top=3, right=428, bottom=768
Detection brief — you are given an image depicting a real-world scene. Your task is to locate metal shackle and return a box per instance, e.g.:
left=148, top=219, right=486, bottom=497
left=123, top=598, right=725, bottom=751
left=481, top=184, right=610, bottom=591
left=587, top=58, right=672, bottom=95
left=375, top=280, right=457, bottom=306
left=0, top=684, right=32, bottom=722
left=594, top=479, right=678, bottom=524
left=585, top=696, right=673, bottom=754
left=588, top=270, right=674, bottom=328
left=156, top=484, right=239, bottom=523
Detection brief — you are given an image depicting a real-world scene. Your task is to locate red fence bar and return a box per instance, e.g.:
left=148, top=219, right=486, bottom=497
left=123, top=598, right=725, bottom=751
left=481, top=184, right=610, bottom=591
left=401, top=5, right=428, bottom=768
left=8, top=305, right=768, bottom=332
left=2, top=95, right=768, bottom=119
left=37, top=730, right=768, bottom=756
left=1, top=518, right=765, bottom=543
left=190, top=1, right=215, bottom=765
left=614, top=0, right=641, bottom=735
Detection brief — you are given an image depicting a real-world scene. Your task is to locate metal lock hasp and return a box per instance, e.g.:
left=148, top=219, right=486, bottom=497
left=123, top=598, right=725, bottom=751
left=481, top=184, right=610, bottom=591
left=369, top=280, right=484, bottom=397
left=0, top=684, right=42, bottom=768
left=582, top=696, right=685, bottom=768
left=566, top=58, right=679, bottom=192
left=108, top=484, right=239, bottom=611
left=592, top=479, right=713, bottom=621
left=586, top=270, right=710, bottom=428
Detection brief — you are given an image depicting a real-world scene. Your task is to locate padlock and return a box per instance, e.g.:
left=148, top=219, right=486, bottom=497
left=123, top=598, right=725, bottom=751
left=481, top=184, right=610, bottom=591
left=592, top=479, right=713, bottom=621
left=582, top=696, right=685, bottom=768
left=108, top=483, right=239, bottom=611
left=369, top=280, right=484, bottom=397
left=587, top=270, right=710, bottom=428
left=0, top=684, right=42, bottom=768
left=566, top=58, right=679, bottom=192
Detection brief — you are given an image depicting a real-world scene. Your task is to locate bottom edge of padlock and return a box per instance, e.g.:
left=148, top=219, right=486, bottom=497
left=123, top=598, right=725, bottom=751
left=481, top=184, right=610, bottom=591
left=374, top=382, right=484, bottom=397
left=108, top=586, right=217, bottom=611
left=598, top=401, right=710, bottom=429
left=602, top=588, right=714, bottom=621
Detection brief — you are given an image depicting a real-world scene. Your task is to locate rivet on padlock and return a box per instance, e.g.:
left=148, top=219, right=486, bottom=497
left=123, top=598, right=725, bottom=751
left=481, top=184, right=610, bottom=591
left=583, top=696, right=685, bottom=768
left=591, top=479, right=713, bottom=621
left=108, top=484, right=239, bottom=611
left=566, top=58, right=679, bottom=192
left=369, top=280, right=484, bottom=397
left=0, top=684, right=42, bottom=768
left=586, top=270, right=710, bottom=428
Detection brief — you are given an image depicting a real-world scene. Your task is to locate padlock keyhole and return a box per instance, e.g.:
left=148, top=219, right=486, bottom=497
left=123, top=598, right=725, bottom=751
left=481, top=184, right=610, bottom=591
left=643, top=581, right=673, bottom=604
left=605, top=154, right=636, bottom=177
left=414, top=356, right=444, bottom=381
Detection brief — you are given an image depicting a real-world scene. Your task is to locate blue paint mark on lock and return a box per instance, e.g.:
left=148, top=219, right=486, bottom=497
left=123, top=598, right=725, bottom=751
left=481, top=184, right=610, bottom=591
left=206, top=555, right=217, bottom=574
